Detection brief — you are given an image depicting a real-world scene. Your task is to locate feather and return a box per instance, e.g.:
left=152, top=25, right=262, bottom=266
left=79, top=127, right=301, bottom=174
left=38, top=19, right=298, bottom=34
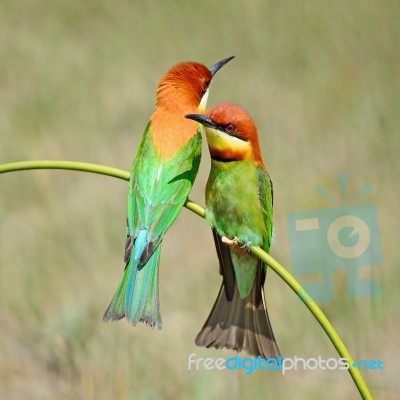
left=196, top=265, right=279, bottom=360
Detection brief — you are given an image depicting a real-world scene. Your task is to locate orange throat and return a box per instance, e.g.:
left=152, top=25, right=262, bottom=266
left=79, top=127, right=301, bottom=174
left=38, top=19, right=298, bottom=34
left=150, top=104, right=199, bottom=159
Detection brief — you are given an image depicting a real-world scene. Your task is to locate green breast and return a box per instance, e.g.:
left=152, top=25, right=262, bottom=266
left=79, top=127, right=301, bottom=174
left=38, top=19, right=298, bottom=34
left=205, top=160, right=267, bottom=247
left=205, top=159, right=272, bottom=299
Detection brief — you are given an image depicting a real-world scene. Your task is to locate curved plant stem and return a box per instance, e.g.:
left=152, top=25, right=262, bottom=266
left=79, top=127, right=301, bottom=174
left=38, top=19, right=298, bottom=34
left=250, top=247, right=372, bottom=400
left=0, top=160, right=372, bottom=399
left=0, top=160, right=130, bottom=181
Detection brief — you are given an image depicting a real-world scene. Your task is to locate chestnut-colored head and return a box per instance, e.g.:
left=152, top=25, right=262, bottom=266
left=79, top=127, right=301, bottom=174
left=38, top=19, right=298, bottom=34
left=155, top=62, right=212, bottom=112
left=186, top=103, right=265, bottom=168
left=150, top=57, right=234, bottom=159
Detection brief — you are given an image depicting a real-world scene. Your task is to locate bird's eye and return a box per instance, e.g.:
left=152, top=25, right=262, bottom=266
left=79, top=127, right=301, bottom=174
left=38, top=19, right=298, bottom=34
left=225, top=124, right=236, bottom=133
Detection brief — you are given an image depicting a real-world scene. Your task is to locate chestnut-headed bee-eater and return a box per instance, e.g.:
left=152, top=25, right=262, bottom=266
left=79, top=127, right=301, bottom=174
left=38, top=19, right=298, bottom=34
left=103, top=57, right=234, bottom=329
left=186, top=103, right=280, bottom=359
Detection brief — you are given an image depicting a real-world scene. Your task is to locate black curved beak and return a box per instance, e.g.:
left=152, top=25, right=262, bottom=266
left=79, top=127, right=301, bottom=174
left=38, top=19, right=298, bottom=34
left=209, top=56, right=235, bottom=77
left=185, top=113, right=218, bottom=129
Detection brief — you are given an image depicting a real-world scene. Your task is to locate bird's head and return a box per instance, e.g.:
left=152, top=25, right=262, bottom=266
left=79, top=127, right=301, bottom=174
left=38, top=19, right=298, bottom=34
left=155, top=56, right=234, bottom=113
left=185, top=103, right=265, bottom=167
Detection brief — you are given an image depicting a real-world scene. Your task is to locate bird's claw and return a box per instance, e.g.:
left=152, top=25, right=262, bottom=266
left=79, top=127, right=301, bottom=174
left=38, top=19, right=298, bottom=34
left=221, top=236, right=240, bottom=247
left=221, top=236, right=251, bottom=253
left=240, top=243, right=252, bottom=253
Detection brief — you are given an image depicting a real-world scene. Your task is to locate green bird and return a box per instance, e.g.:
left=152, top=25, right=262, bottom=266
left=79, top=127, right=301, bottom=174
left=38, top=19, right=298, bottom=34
left=103, top=57, right=234, bottom=329
left=186, top=103, right=280, bottom=359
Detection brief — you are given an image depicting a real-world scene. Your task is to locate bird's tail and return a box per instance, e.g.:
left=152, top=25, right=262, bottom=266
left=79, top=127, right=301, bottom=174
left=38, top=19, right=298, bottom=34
left=195, top=268, right=279, bottom=360
left=103, top=233, right=162, bottom=329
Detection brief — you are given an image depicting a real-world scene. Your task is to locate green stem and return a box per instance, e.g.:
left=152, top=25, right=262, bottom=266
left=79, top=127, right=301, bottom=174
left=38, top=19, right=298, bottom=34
left=0, top=160, right=372, bottom=399
left=0, top=160, right=130, bottom=181
left=250, top=247, right=372, bottom=399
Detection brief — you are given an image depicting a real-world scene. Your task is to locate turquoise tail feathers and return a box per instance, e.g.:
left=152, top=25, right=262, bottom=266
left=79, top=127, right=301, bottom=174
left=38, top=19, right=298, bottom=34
left=126, top=243, right=162, bottom=328
left=103, top=230, right=162, bottom=329
left=103, top=264, right=130, bottom=322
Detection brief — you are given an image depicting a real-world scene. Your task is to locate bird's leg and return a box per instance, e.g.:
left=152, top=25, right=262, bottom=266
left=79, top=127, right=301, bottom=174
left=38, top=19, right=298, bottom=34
left=221, top=236, right=252, bottom=253
left=221, top=235, right=240, bottom=247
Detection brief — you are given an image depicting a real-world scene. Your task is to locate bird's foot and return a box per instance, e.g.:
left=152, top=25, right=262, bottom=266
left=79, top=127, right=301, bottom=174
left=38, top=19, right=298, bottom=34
left=221, top=236, right=251, bottom=253
left=221, top=236, right=240, bottom=247
left=240, top=242, right=252, bottom=253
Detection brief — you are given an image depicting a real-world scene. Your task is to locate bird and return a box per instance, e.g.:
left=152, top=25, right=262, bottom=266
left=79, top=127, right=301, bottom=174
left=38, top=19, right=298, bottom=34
left=185, top=103, right=280, bottom=360
left=103, top=57, right=234, bottom=329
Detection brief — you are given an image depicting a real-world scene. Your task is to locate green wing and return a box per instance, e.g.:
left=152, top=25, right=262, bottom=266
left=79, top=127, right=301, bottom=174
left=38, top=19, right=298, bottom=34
left=256, top=166, right=274, bottom=253
left=126, top=123, right=202, bottom=264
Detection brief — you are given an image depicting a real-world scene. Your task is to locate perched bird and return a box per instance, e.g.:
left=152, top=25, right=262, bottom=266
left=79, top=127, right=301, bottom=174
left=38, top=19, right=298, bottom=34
left=185, top=103, right=280, bottom=360
left=103, top=57, right=234, bottom=329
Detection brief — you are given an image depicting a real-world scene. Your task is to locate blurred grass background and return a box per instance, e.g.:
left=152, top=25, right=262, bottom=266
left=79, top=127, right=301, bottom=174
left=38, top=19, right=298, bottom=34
left=0, top=0, right=399, bottom=399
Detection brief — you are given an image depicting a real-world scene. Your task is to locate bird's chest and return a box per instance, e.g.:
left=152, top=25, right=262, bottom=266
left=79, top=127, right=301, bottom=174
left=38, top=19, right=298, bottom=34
left=205, top=163, right=265, bottom=246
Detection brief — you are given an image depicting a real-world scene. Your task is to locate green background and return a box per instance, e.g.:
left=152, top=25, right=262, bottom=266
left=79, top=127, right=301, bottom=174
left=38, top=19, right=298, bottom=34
left=0, top=1, right=398, bottom=399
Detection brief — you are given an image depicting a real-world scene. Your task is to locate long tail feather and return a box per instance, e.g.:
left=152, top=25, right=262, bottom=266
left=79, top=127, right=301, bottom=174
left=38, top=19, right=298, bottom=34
left=103, top=232, right=162, bottom=329
left=126, top=245, right=162, bottom=328
left=195, top=268, right=279, bottom=360
left=102, top=266, right=130, bottom=321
